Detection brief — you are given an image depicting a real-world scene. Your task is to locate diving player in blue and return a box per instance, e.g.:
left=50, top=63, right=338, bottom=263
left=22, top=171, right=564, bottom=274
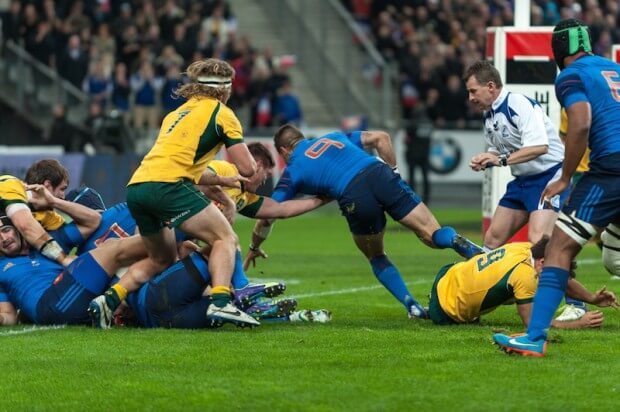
left=494, top=19, right=620, bottom=357
left=257, top=125, right=484, bottom=319
left=0, top=215, right=145, bottom=326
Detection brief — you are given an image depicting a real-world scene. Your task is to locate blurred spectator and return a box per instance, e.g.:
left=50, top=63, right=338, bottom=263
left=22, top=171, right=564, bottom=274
left=111, top=2, right=133, bottom=36
left=118, top=25, right=141, bottom=71
left=111, top=62, right=131, bottom=115
left=57, top=34, right=89, bottom=88
left=130, top=60, right=162, bottom=130
left=404, top=110, right=433, bottom=204
left=161, top=64, right=186, bottom=114
left=201, top=2, right=235, bottom=49
left=158, top=0, right=185, bottom=43
left=436, top=74, right=467, bottom=129
left=155, top=45, right=184, bottom=77
left=170, top=23, right=194, bottom=64
left=273, top=78, right=303, bottom=126
left=82, top=60, right=113, bottom=109
left=43, top=103, right=87, bottom=152
left=1, top=0, right=22, bottom=44
left=91, top=23, right=116, bottom=76
left=26, top=20, right=56, bottom=67
left=247, top=63, right=273, bottom=128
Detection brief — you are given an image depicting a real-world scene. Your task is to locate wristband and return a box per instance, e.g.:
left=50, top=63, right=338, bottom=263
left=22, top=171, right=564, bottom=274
left=40, top=238, right=65, bottom=262
left=249, top=243, right=260, bottom=252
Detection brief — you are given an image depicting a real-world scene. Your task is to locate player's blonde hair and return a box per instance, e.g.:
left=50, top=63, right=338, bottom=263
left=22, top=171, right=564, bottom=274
left=175, top=58, right=236, bottom=101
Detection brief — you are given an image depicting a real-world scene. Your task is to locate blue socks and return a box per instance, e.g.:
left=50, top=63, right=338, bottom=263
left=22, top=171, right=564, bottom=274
left=432, top=226, right=484, bottom=259
left=527, top=266, right=570, bottom=341
left=370, top=254, right=414, bottom=309
left=432, top=226, right=457, bottom=249
left=231, top=250, right=250, bottom=289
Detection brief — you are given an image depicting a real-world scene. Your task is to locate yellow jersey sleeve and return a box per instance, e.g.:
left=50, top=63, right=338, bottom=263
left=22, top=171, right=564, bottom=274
left=32, top=210, right=65, bottom=231
left=0, top=175, right=28, bottom=211
left=507, top=263, right=538, bottom=304
left=0, top=176, right=65, bottom=230
left=217, top=104, right=244, bottom=147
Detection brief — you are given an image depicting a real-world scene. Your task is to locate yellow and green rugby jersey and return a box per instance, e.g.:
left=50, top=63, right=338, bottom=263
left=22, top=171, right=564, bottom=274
left=560, top=108, right=589, bottom=173
left=207, top=160, right=264, bottom=218
left=129, top=97, right=244, bottom=185
left=437, top=242, right=538, bottom=323
left=0, top=175, right=64, bottom=230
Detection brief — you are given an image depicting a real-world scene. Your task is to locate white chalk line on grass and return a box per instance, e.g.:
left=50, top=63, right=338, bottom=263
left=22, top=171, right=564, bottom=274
left=292, top=279, right=429, bottom=299
left=0, top=324, right=66, bottom=337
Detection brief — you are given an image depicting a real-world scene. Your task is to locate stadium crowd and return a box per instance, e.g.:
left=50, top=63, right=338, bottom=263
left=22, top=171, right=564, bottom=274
left=0, top=0, right=303, bottom=147
left=343, top=0, right=620, bottom=128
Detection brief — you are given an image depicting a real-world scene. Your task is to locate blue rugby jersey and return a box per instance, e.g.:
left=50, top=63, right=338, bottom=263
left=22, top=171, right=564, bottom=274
left=272, top=131, right=378, bottom=202
left=555, top=55, right=620, bottom=165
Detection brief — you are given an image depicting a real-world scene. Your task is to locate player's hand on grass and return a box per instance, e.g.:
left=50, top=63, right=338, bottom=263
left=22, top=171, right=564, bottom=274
left=26, top=184, right=55, bottom=210
left=591, top=286, right=619, bottom=308
left=577, top=310, right=604, bottom=328
left=243, top=247, right=268, bottom=271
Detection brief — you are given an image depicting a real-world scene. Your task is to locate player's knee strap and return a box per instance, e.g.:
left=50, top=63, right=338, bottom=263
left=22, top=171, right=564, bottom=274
left=555, top=211, right=597, bottom=246
left=602, top=224, right=620, bottom=275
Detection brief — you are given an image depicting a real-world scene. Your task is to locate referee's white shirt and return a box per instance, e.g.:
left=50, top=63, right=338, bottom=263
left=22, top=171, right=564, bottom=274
left=483, top=88, right=564, bottom=176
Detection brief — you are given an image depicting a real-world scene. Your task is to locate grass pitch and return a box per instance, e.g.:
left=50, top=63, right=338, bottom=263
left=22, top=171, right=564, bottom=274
left=3, top=208, right=619, bottom=411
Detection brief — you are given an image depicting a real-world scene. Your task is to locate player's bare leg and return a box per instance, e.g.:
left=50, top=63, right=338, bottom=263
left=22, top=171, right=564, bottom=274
left=483, top=206, right=529, bottom=249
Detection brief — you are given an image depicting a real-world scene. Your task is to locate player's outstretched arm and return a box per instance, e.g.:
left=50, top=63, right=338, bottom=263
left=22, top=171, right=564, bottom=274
left=254, top=196, right=328, bottom=219
left=565, top=279, right=619, bottom=308
left=27, top=184, right=101, bottom=238
left=243, top=219, right=274, bottom=271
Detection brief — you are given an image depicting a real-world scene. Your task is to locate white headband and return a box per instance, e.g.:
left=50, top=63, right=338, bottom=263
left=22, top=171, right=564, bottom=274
left=196, top=76, right=232, bottom=88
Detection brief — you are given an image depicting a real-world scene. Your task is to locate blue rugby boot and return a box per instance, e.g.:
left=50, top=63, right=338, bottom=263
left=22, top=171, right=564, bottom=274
left=234, top=282, right=286, bottom=309
left=493, top=333, right=547, bottom=357
left=452, top=234, right=484, bottom=259
left=246, top=298, right=297, bottom=320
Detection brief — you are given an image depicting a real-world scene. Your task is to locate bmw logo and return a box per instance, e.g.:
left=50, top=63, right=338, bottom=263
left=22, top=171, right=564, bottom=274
left=429, top=137, right=462, bottom=174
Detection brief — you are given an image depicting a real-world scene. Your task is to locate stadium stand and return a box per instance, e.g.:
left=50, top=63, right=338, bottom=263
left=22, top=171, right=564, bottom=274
left=341, top=0, right=620, bottom=129
left=0, top=0, right=304, bottom=150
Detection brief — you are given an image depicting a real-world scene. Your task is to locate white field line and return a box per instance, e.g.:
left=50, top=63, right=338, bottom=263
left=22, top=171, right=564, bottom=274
left=577, top=258, right=600, bottom=265
left=292, top=279, right=429, bottom=299
left=0, top=324, right=66, bottom=337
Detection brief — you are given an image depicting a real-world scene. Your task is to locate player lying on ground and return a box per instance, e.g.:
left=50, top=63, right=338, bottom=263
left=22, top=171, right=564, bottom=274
left=428, top=237, right=618, bottom=328
left=0, top=215, right=147, bottom=326
left=112, top=251, right=331, bottom=328
left=248, top=125, right=484, bottom=319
